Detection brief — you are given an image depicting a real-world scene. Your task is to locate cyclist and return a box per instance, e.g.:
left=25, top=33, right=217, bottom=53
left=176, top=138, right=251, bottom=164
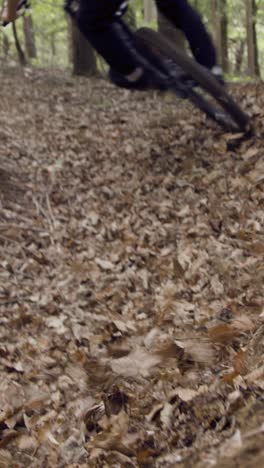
left=2, top=0, right=224, bottom=90
left=74, top=0, right=224, bottom=90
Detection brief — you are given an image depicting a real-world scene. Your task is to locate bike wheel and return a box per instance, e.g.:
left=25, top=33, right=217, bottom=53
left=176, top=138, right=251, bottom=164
left=135, top=28, right=251, bottom=134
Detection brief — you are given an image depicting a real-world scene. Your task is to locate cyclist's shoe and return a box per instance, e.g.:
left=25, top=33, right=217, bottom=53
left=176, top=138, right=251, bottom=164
left=109, top=67, right=168, bottom=91
left=180, top=66, right=225, bottom=88
left=211, top=66, right=225, bottom=86
left=166, top=61, right=225, bottom=88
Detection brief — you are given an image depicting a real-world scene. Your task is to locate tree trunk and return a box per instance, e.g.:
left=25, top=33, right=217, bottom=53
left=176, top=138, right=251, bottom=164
left=234, top=39, right=245, bottom=74
left=71, top=20, right=97, bottom=76
left=245, top=0, right=260, bottom=77
left=3, top=34, right=10, bottom=61
left=212, top=0, right=229, bottom=72
left=12, top=22, right=27, bottom=66
left=51, top=33, right=56, bottom=58
left=144, top=0, right=157, bottom=23
left=23, top=14, right=37, bottom=59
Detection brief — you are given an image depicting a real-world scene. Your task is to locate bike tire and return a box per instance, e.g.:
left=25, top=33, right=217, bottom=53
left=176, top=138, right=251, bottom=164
left=135, top=28, right=251, bottom=134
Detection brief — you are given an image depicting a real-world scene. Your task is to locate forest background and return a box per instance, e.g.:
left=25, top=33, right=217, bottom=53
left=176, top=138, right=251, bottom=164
left=1, top=0, right=263, bottom=79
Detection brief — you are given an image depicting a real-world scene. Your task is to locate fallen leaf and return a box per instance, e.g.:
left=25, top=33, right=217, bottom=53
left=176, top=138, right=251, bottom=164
left=111, top=348, right=161, bottom=377
left=95, top=258, right=115, bottom=270
left=208, top=324, right=238, bottom=344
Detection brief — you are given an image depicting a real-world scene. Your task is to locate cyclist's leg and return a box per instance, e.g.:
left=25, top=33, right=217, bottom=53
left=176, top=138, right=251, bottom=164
left=77, top=0, right=138, bottom=75
left=156, top=0, right=217, bottom=69
left=76, top=0, right=167, bottom=90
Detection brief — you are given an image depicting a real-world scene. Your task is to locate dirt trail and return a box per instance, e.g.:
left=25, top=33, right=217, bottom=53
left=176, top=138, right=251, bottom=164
left=0, top=66, right=264, bottom=467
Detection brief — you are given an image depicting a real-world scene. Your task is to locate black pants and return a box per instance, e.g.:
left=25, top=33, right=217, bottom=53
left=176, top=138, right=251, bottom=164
left=76, top=0, right=217, bottom=75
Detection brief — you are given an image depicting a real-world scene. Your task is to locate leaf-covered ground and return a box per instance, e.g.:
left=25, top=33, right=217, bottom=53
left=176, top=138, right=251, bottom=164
left=0, top=66, right=264, bottom=467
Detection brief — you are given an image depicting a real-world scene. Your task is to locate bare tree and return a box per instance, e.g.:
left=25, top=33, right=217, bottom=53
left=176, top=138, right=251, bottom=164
left=144, top=0, right=157, bottom=22
left=70, top=20, right=97, bottom=76
left=212, top=0, right=229, bottom=72
left=23, top=14, right=37, bottom=59
left=12, top=22, right=27, bottom=66
left=245, top=0, right=260, bottom=76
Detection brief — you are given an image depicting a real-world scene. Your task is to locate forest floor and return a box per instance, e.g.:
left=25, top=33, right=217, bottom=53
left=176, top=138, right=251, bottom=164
left=0, top=66, right=264, bottom=468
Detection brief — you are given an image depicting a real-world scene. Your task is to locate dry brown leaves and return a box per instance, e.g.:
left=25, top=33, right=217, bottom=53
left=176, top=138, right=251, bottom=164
left=0, top=67, right=264, bottom=467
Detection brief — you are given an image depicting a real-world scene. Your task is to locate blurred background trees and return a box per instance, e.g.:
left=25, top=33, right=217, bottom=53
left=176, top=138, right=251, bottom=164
left=0, top=0, right=263, bottom=79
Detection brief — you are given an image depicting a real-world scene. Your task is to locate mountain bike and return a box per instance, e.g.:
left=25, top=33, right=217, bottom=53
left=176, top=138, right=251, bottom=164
left=134, top=27, right=251, bottom=135
left=9, top=0, right=250, bottom=136
left=64, top=0, right=253, bottom=134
